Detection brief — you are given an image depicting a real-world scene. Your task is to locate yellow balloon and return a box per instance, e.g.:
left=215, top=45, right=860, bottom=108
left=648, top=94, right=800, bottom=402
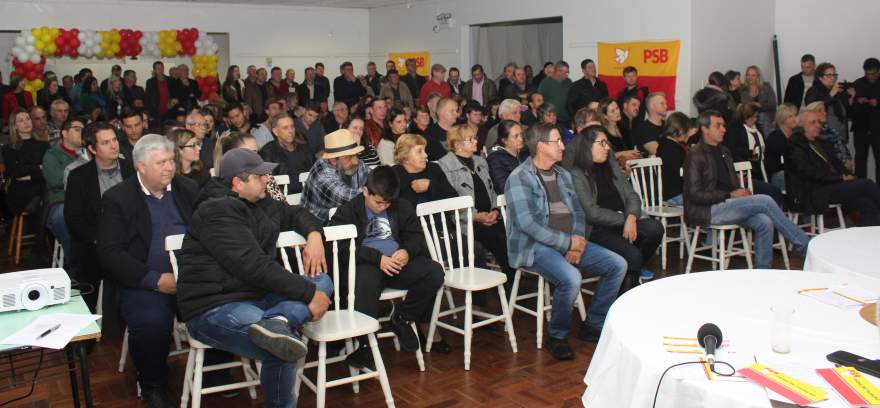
left=51, top=27, right=59, bottom=36
left=47, top=44, right=57, bottom=54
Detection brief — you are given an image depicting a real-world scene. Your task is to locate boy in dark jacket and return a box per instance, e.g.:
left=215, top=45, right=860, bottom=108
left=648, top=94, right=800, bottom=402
left=177, top=148, right=332, bottom=408
left=328, top=165, right=445, bottom=370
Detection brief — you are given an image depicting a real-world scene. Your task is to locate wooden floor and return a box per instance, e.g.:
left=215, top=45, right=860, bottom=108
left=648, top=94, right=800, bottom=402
left=0, top=224, right=805, bottom=407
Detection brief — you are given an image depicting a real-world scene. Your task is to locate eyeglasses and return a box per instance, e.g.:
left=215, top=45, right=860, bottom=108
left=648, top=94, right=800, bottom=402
left=181, top=142, right=202, bottom=150
left=823, top=73, right=839, bottom=78
left=596, top=139, right=610, bottom=147
left=541, top=138, right=564, bottom=146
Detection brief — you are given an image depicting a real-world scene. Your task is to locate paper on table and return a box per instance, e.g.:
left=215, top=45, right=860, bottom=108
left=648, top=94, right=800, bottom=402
left=2, top=313, right=100, bottom=349
left=798, top=285, right=878, bottom=309
left=755, top=356, right=850, bottom=408
left=663, top=336, right=751, bottom=382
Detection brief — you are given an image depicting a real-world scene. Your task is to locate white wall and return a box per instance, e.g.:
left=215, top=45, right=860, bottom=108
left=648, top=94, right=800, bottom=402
left=691, top=0, right=776, bottom=98
left=370, top=0, right=694, bottom=110
left=775, top=0, right=878, bottom=84
left=0, top=0, right=369, bottom=86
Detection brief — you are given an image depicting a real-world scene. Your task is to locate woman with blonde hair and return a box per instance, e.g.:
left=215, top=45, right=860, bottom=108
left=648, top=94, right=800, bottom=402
left=169, top=128, right=210, bottom=187
left=765, top=103, right=798, bottom=191
left=2, top=109, right=50, bottom=215
left=740, top=65, right=777, bottom=135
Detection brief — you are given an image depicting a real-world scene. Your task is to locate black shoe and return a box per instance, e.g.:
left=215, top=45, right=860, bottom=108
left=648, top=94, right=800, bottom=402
left=390, top=309, right=420, bottom=352
left=576, top=323, right=603, bottom=343
left=202, top=370, right=240, bottom=399
left=417, top=329, right=452, bottom=354
left=546, top=337, right=575, bottom=361
left=248, top=319, right=308, bottom=362
left=141, top=385, right=175, bottom=408
left=345, top=345, right=376, bottom=371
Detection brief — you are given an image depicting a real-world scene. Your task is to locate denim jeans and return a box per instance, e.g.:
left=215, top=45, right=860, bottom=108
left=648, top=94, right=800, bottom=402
left=527, top=242, right=627, bottom=339
left=666, top=194, right=684, bottom=207
left=710, top=194, right=810, bottom=269
left=769, top=171, right=786, bottom=194
left=186, top=274, right=333, bottom=408
left=46, top=204, right=73, bottom=270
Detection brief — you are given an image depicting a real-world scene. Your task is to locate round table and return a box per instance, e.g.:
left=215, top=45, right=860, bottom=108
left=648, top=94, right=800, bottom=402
left=581, top=270, right=880, bottom=408
left=804, top=226, right=880, bottom=280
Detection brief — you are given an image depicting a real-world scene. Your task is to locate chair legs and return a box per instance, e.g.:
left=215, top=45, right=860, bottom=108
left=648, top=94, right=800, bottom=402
left=660, top=217, right=668, bottom=270
left=118, top=328, right=129, bottom=373
left=367, top=334, right=396, bottom=408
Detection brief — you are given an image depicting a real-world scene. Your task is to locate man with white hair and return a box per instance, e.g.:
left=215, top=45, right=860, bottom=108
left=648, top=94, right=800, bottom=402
left=484, top=98, right=523, bottom=149
left=47, top=99, right=69, bottom=140
left=98, top=134, right=201, bottom=408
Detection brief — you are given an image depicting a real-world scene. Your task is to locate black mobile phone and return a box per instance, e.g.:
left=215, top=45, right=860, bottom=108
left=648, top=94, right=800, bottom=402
left=827, top=350, right=880, bottom=378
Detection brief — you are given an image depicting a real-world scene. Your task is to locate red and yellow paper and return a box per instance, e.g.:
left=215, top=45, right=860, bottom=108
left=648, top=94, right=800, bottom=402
left=739, top=364, right=827, bottom=406
left=597, top=40, right=680, bottom=109
left=388, top=51, right=431, bottom=77
left=817, top=366, right=880, bottom=405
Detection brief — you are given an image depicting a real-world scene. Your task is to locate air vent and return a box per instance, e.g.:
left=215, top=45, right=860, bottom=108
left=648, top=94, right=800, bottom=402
left=53, top=287, right=66, bottom=301
left=2, top=293, right=15, bottom=308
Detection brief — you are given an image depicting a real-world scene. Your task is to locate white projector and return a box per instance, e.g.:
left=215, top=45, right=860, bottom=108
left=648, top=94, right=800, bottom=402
left=0, top=268, right=71, bottom=312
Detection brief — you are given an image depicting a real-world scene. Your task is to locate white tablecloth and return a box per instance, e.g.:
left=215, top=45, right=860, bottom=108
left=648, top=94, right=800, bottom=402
left=581, top=270, right=880, bottom=408
left=804, top=226, right=880, bottom=280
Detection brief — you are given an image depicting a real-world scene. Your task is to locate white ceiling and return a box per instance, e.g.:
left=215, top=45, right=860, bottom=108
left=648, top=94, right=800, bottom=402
left=119, top=0, right=426, bottom=8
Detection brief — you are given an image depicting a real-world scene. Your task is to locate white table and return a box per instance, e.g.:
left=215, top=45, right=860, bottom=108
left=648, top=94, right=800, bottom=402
left=804, top=226, right=880, bottom=280
left=581, top=270, right=880, bottom=408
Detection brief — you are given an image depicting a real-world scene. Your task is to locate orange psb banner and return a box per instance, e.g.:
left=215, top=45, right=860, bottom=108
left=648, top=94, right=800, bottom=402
left=388, top=51, right=431, bottom=77
left=597, top=40, right=681, bottom=109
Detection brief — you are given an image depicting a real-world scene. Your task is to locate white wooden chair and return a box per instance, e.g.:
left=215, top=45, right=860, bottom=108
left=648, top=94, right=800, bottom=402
left=496, top=194, right=588, bottom=349
left=298, top=172, right=310, bottom=184
left=209, top=168, right=217, bottom=177
left=274, top=174, right=291, bottom=195
left=627, top=157, right=689, bottom=271
left=51, top=240, right=64, bottom=268
left=286, top=193, right=302, bottom=206
left=167, top=235, right=261, bottom=408
left=789, top=205, right=847, bottom=235
left=416, top=196, right=518, bottom=370
left=284, top=225, right=395, bottom=408
left=684, top=162, right=755, bottom=273
left=732, top=162, right=790, bottom=270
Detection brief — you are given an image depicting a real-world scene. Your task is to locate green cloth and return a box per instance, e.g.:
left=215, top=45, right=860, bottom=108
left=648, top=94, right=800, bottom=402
left=42, top=143, right=79, bottom=205
left=538, top=76, right=573, bottom=123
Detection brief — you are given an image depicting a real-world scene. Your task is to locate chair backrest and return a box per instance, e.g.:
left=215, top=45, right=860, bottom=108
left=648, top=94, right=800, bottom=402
left=416, top=195, right=475, bottom=276
left=733, top=161, right=754, bottom=191
left=328, top=207, right=338, bottom=219
left=165, top=234, right=185, bottom=279
left=209, top=167, right=217, bottom=177
left=627, top=157, right=664, bottom=208
left=496, top=194, right=508, bottom=228
left=274, top=174, right=291, bottom=195
left=322, top=224, right=358, bottom=312
left=275, top=225, right=359, bottom=313
left=286, top=193, right=302, bottom=206
left=298, top=172, right=309, bottom=184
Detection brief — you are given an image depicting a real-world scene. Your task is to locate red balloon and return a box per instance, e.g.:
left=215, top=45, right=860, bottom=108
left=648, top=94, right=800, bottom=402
left=26, top=71, right=38, bottom=81
left=70, top=49, right=78, bottom=58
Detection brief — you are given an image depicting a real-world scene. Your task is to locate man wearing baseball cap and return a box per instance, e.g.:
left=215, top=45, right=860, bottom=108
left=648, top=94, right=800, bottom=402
left=301, top=129, right=370, bottom=221
left=177, top=148, right=332, bottom=407
left=418, top=63, right=452, bottom=107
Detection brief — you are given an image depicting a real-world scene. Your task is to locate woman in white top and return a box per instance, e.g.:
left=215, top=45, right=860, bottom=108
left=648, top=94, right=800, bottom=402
left=377, top=107, right=408, bottom=166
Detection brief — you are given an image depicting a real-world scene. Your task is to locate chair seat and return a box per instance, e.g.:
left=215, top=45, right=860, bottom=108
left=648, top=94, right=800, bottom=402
left=706, top=224, right=741, bottom=230
left=187, top=334, right=212, bottom=349
left=443, top=267, right=507, bottom=291
left=379, top=288, right=408, bottom=301
left=644, top=205, right=683, bottom=218
left=302, top=310, right=381, bottom=342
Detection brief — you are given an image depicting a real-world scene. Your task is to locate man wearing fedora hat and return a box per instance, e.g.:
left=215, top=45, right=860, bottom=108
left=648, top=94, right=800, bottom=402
left=177, top=148, right=332, bottom=408
left=302, top=129, right=370, bottom=221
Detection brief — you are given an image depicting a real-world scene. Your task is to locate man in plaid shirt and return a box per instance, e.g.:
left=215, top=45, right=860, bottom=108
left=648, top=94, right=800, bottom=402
left=504, top=123, right=626, bottom=361
left=302, top=129, right=369, bottom=220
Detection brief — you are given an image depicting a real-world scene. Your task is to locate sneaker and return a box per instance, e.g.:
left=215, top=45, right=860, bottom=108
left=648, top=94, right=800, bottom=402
left=639, top=268, right=655, bottom=280
left=248, top=319, right=308, bottom=362
left=576, top=323, right=602, bottom=343
left=141, top=385, right=175, bottom=408
left=345, top=345, right=376, bottom=371
left=390, top=308, right=420, bottom=352
left=546, top=337, right=575, bottom=361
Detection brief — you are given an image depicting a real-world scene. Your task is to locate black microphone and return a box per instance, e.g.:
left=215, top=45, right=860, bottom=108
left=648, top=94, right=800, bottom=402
left=697, top=323, right=723, bottom=368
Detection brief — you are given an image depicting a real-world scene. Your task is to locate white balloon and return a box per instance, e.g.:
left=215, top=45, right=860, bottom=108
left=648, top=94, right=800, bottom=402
left=26, top=35, right=35, bottom=45
left=77, top=32, right=86, bottom=41
left=25, top=44, right=35, bottom=53
left=15, top=36, right=25, bottom=46
left=30, top=54, right=41, bottom=64
left=17, top=52, right=28, bottom=62
left=12, top=46, right=21, bottom=55
left=78, top=44, right=86, bottom=54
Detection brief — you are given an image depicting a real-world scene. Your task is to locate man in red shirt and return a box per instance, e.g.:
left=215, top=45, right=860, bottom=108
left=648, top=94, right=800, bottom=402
left=418, top=64, right=452, bottom=107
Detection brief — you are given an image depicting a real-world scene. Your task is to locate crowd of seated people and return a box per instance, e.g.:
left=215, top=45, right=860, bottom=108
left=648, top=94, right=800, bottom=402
left=2, top=52, right=880, bottom=407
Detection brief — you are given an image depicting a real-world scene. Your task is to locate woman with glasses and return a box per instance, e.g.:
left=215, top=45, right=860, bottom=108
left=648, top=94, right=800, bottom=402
left=806, top=62, right=857, bottom=146
left=562, top=125, right=663, bottom=289
left=169, top=128, right=210, bottom=187
left=437, top=124, right=515, bottom=285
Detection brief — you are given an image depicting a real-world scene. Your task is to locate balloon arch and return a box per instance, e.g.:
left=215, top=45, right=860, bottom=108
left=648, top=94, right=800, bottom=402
left=10, top=26, right=220, bottom=102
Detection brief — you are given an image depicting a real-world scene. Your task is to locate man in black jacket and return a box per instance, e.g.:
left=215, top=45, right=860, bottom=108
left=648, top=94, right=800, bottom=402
left=333, top=61, right=367, bottom=107
left=567, top=59, right=609, bottom=116
left=785, top=109, right=880, bottom=226
left=852, top=57, right=880, bottom=181
left=783, top=54, right=817, bottom=108
left=97, top=134, right=200, bottom=407
left=328, top=166, right=444, bottom=370
left=259, top=113, right=314, bottom=193
left=65, top=122, right=134, bottom=319
left=170, top=64, right=201, bottom=110
left=145, top=61, right=174, bottom=125
left=401, top=58, right=427, bottom=101
left=178, top=148, right=331, bottom=408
